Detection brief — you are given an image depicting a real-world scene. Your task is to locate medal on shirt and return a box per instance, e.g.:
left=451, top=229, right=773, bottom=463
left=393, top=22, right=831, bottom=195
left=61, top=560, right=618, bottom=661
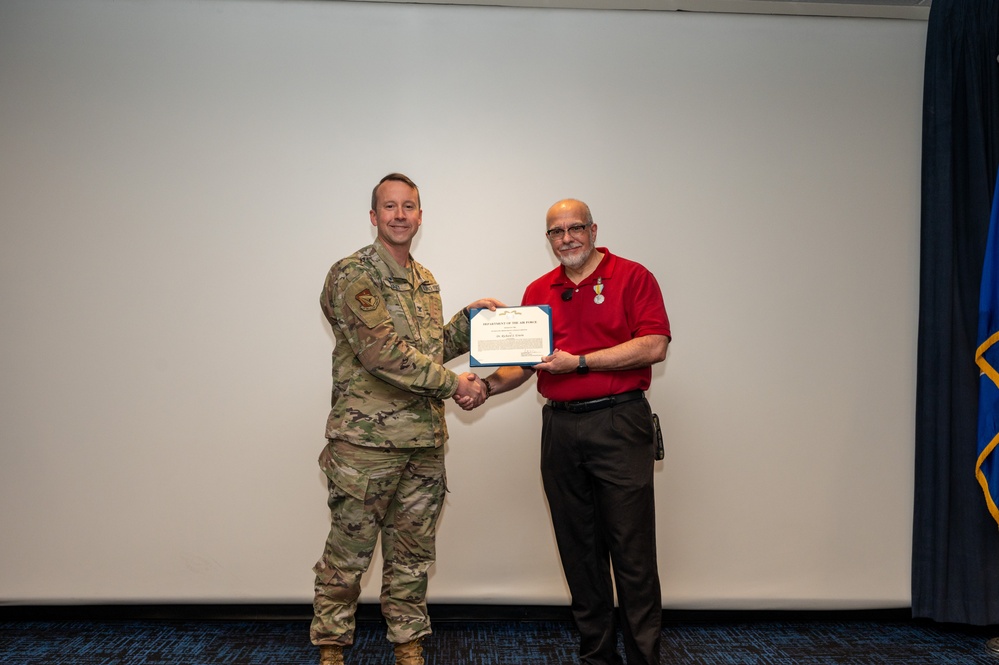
left=593, top=277, right=604, bottom=304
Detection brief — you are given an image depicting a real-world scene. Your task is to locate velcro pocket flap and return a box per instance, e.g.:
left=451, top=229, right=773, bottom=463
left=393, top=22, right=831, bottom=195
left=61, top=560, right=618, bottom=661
left=320, top=446, right=370, bottom=502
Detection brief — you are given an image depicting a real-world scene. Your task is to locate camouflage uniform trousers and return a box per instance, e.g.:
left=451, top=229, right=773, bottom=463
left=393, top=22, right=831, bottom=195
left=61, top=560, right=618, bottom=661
left=311, top=439, right=446, bottom=647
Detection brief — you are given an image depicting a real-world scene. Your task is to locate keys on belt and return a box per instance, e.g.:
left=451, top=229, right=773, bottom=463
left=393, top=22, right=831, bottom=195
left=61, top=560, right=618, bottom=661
left=546, top=390, right=645, bottom=414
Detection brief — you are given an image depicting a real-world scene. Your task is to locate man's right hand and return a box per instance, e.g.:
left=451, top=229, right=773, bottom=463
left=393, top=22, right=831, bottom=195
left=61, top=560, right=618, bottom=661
left=453, top=372, right=487, bottom=411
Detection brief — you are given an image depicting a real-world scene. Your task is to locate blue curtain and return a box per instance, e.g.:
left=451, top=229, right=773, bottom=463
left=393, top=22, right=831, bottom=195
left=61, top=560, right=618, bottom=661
left=912, top=0, right=999, bottom=624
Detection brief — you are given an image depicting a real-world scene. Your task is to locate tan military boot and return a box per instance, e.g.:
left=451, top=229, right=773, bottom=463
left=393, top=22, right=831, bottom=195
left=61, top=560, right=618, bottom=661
left=319, top=644, right=345, bottom=665
left=393, top=637, right=424, bottom=665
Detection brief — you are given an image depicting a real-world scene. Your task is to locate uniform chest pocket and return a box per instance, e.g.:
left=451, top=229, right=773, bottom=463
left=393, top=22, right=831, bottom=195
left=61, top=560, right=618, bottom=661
left=417, top=283, right=443, bottom=323
left=381, top=279, right=418, bottom=339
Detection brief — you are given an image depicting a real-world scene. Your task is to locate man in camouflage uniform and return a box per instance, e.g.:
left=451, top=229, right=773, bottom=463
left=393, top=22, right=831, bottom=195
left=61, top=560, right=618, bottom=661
left=312, top=173, right=499, bottom=665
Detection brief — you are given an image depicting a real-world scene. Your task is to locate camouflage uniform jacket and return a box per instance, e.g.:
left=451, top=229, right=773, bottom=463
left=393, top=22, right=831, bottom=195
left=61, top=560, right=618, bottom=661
left=320, top=241, right=471, bottom=449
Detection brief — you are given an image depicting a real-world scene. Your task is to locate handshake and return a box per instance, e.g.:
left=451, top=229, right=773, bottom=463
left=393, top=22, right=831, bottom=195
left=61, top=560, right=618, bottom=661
left=452, top=372, right=490, bottom=411
left=449, top=297, right=505, bottom=412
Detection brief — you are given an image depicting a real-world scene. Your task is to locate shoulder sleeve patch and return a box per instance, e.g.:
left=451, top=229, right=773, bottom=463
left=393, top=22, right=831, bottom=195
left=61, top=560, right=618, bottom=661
left=343, top=277, right=390, bottom=329
left=354, top=288, right=379, bottom=312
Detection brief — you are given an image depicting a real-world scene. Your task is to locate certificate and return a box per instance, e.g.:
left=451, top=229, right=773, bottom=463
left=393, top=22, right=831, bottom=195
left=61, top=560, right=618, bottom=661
left=469, top=305, right=553, bottom=367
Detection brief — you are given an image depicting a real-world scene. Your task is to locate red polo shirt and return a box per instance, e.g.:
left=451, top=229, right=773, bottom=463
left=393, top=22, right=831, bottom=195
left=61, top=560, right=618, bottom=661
left=521, top=247, right=670, bottom=402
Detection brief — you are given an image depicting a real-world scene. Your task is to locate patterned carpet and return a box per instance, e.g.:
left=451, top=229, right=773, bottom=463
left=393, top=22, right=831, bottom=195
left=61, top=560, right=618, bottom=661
left=1, top=606, right=997, bottom=664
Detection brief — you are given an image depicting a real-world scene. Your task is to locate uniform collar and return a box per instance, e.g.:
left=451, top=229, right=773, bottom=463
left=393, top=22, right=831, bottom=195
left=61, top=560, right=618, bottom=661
left=372, top=241, right=414, bottom=282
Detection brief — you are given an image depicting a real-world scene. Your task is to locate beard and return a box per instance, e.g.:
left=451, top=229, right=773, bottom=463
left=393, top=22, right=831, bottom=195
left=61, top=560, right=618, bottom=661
left=557, top=242, right=592, bottom=270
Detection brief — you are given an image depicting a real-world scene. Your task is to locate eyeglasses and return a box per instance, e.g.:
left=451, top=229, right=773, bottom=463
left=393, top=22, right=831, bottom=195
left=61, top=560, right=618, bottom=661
left=545, top=223, right=592, bottom=240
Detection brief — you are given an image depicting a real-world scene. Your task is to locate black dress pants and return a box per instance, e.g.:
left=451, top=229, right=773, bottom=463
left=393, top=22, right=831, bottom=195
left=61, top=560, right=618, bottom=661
left=541, top=398, right=662, bottom=665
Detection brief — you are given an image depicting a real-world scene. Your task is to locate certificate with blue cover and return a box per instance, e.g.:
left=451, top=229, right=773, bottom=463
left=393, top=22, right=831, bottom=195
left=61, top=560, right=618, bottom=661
left=469, top=305, right=553, bottom=367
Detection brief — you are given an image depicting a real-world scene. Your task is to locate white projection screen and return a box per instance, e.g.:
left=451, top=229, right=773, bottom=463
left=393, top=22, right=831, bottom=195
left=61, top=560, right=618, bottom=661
left=0, top=0, right=926, bottom=608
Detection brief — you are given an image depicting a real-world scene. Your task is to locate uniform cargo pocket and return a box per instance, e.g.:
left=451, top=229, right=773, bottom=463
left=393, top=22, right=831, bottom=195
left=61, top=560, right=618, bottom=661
left=319, top=442, right=370, bottom=502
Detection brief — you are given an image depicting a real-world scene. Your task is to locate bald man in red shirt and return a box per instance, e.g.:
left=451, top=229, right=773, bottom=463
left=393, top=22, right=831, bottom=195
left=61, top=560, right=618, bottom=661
left=478, top=199, right=670, bottom=665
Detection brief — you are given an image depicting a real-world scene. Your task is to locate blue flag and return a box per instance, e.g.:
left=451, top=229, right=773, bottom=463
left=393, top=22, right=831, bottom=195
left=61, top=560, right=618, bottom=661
left=976, top=171, right=999, bottom=527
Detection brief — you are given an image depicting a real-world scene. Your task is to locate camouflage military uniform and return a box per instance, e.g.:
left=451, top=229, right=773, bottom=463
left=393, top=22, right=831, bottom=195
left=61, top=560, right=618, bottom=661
left=311, top=241, right=471, bottom=648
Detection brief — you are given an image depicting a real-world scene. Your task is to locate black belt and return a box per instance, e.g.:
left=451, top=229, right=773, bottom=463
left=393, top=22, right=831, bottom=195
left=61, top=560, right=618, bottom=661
left=546, top=390, right=644, bottom=414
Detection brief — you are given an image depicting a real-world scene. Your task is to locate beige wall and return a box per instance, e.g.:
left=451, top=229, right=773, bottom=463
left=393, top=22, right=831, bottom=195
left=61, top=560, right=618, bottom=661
left=0, top=0, right=926, bottom=608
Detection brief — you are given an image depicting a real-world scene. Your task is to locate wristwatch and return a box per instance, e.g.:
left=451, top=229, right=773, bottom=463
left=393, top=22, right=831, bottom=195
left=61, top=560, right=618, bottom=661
left=576, top=355, right=589, bottom=375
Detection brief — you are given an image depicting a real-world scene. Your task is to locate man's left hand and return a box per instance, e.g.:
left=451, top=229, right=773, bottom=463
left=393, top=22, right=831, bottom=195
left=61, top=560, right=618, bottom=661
left=533, top=349, right=579, bottom=375
left=465, top=298, right=506, bottom=313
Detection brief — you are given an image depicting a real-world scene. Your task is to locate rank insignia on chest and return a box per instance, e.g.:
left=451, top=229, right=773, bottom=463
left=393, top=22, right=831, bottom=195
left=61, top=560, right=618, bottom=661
left=355, top=289, right=379, bottom=312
